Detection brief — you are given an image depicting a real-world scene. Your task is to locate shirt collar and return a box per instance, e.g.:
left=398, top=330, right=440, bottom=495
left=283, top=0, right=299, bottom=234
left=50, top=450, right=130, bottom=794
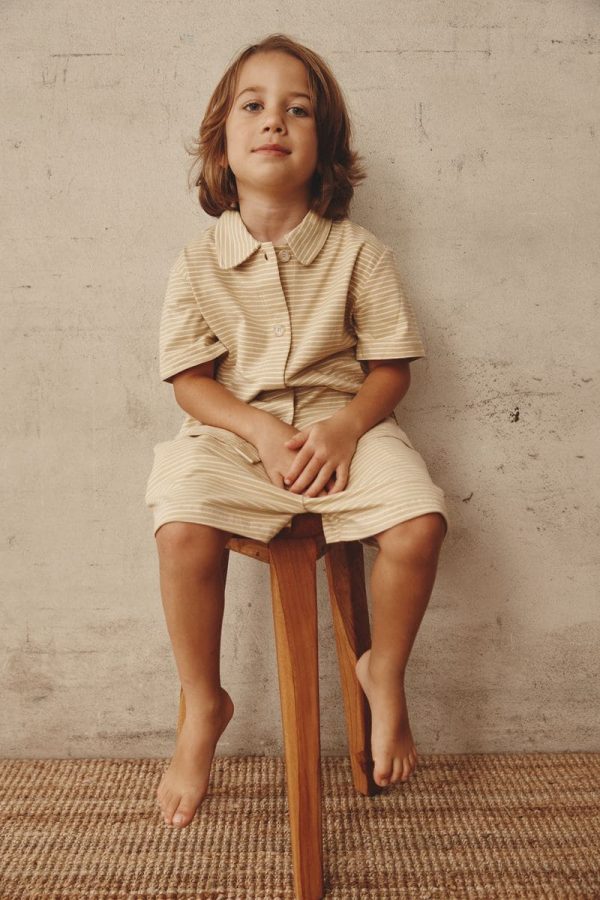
left=215, top=207, right=333, bottom=269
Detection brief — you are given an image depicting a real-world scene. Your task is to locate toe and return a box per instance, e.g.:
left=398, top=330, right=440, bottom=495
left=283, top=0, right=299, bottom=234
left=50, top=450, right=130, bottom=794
left=172, top=800, right=197, bottom=828
left=375, top=756, right=393, bottom=787
left=163, top=795, right=182, bottom=825
left=400, top=755, right=412, bottom=782
left=390, top=756, right=404, bottom=784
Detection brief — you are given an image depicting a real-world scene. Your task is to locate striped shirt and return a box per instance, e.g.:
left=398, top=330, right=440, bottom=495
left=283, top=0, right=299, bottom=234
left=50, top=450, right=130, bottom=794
left=157, top=207, right=427, bottom=439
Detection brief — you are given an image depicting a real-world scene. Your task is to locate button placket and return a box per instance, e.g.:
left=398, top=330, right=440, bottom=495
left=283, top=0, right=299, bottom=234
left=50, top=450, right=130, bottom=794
left=260, top=242, right=292, bottom=388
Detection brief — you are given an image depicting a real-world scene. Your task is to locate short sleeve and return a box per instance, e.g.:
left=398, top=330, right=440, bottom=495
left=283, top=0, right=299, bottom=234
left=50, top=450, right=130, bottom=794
left=351, top=247, right=427, bottom=363
left=158, top=250, right=228, bottom=383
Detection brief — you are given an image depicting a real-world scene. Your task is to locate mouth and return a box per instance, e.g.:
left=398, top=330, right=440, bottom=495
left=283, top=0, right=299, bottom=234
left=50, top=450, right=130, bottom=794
left=253, top=145, right=291, bottom=155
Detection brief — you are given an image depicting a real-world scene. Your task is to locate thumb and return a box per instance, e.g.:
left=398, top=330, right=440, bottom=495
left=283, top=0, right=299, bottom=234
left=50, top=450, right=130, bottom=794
left=284, top=432, right=305, bottom=446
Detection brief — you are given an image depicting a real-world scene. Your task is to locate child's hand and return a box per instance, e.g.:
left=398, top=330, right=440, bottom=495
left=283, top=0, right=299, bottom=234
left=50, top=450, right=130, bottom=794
left=282, top=416, right=358, bottom=497
left=253, top=419, right=335, bottom=496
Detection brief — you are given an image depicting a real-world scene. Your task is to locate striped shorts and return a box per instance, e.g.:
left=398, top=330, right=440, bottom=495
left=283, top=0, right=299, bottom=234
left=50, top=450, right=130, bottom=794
left=144, top=414, right=450, bottom=547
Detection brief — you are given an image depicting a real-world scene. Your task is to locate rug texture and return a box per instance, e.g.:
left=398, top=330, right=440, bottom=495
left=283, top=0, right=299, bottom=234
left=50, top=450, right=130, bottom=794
left=0, top=753, right=599, bottom=898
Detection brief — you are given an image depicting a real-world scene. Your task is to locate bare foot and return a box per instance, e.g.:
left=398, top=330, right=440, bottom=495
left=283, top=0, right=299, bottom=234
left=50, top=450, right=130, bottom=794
left=355, top=648, right=419, bottom=788
left=157, top=688, right=235, bottom=828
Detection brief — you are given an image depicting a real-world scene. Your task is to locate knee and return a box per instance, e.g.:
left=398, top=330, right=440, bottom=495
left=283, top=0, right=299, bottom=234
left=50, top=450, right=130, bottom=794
left=155, top=522, right=230, bottom=571
left=374, top=512, right=447, bottom=563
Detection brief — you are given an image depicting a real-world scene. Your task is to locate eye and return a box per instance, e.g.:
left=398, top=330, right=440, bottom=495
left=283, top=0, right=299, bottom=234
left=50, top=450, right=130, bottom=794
left=241, top=101, right=310, bottom=117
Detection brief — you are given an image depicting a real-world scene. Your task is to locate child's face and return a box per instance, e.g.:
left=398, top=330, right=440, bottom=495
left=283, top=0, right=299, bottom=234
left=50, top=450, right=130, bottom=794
left=224, top=51, right=319, bottom=204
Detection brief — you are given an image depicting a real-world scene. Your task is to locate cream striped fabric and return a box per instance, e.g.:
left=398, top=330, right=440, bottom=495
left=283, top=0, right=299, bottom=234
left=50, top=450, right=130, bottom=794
left=145, top=208, right=450, bottom=545
left=158, top=207, right=427, bottom=437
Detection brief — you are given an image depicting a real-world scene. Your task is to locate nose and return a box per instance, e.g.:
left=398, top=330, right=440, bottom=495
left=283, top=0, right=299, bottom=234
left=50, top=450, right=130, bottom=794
left=261, top=107, right=286, bottom=133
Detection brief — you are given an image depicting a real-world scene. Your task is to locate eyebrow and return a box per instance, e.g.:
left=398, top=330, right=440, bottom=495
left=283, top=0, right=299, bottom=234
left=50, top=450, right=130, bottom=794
left=235, top=86, right=312, bottom=103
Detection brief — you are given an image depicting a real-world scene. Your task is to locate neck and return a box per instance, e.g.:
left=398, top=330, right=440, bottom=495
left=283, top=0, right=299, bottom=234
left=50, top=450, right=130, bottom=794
left=235, top=189, right=313, bottom=244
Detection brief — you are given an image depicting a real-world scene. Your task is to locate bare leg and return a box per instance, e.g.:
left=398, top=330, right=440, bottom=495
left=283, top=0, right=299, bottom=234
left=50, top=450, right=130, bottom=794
left=154, top=521, right=235, bottom=828
left=355, top=512, right=447, bottom=788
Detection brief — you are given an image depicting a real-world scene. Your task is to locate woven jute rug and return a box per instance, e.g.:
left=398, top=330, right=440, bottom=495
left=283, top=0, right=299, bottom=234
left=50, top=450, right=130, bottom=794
left=0, top=753, right=598, bottom=898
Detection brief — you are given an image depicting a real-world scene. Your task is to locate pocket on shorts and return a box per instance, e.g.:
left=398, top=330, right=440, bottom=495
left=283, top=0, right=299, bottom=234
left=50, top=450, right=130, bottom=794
left=367, top=417, right=416, bottom=450
left=185, top=424, right=262, bottom=464
left=144, top=439, right=183, bottom=506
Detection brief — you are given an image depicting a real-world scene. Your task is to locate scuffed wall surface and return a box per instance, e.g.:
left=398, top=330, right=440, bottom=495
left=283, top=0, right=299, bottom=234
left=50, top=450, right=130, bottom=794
left=1, top=1, right=598, bottom=758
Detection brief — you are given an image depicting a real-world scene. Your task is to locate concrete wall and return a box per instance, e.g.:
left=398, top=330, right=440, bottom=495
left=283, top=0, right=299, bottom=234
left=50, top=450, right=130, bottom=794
left=2, top=1, right=598, bottom=758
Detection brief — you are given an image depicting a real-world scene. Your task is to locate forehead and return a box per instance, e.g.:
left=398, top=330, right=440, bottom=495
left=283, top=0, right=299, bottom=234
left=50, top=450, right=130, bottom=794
left=235, top=51, right=310, bottom=91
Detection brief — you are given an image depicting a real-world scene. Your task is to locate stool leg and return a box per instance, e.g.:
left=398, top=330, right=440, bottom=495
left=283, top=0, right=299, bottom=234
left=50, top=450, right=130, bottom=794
left=176, top=548, right=231, bottom=737
left=269, top=537, right=324, bottom=900
left=324, top=541, right=381, bottom=796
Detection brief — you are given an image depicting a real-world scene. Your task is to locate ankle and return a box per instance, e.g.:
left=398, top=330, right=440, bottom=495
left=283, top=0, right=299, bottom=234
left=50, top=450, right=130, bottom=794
left=367, top=653, right=406, bottom=683
left=181, top=685, right=228, bottom=716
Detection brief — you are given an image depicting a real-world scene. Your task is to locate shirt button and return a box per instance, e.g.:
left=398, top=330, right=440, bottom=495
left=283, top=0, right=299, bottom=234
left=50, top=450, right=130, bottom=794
left=273, top=324, right=285, bottom=336
left=278, top=249, right=291, bottom=262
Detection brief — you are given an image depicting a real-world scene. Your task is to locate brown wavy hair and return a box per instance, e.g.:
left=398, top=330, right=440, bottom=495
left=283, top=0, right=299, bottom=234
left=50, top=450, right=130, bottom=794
left=185, top=33, right=368, bottom=221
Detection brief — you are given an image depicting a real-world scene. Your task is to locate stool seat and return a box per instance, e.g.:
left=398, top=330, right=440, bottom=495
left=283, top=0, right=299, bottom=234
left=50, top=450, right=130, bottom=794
left=177, top=512, right=381, bottom=900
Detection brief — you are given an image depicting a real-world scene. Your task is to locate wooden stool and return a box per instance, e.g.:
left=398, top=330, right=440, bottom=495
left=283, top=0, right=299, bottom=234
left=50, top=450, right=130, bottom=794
left=176, top=513, right=382, bottom=900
